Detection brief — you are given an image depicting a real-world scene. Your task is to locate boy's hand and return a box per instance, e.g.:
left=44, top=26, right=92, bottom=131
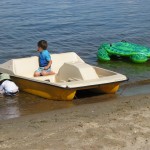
left=44, top=65, right=51, bottom=70
left=44, top=60, right=52, bottom=70
left=44, top=66, right=49, bottom=70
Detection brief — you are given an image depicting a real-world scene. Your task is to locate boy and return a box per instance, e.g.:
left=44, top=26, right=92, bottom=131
left=0, top=73, right=19, bottom=96
left=34, top=40, right=55, bottom=77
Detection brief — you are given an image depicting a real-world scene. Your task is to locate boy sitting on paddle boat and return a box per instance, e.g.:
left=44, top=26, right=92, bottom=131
left=34, top=40, right=55, bottom=77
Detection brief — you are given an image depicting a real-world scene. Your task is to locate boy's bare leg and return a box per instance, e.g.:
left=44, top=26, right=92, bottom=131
left=34, top=71, right=41, bottom=77
left=41, top=71, right=55, bottom=76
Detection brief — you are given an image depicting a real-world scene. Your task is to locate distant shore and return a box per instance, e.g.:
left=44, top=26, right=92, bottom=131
left=0, top=93, right=150, bottom=150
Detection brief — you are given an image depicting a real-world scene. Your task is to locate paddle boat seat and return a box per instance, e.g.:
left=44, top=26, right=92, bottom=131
left=5, top=52, right=84, bottom=82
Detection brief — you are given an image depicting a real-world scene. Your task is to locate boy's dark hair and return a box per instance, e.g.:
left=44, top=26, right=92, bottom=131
left=37, top=40, right=48, bottom=50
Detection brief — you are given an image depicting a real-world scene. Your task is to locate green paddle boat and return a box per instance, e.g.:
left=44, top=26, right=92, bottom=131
left=97, top=41, right=150, bottom=63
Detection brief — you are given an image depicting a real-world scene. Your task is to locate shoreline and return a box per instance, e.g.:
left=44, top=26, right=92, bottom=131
left=0, top=93, right=150, bottom=149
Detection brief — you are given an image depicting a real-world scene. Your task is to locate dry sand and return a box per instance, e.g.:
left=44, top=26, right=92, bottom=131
left=0, top=94, right=150, bottom=150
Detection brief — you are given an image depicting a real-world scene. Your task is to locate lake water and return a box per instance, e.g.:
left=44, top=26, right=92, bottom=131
left=0, top=0, right=150, bottom=120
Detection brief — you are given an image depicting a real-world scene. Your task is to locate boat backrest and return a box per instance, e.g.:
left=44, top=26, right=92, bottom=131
left=13, top=56, right=39, bottom=77
left=56, top=62, right=99, bottom=82
left=51, top=52, right=84, bottom=73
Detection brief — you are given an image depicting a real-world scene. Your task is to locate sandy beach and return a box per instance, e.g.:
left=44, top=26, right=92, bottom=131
left=0, top=93, right=150, bottom=150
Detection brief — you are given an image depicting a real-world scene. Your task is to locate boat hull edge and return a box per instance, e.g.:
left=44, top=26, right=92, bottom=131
left=11, top=76, right=76, bottom=101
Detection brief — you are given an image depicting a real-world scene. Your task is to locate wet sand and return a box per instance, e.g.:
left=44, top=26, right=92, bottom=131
left=0, top=93, right=150, bottom=150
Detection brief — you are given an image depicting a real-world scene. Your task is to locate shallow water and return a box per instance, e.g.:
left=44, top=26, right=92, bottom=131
left=0, top=0, right=150, bottom=120
left=0, top=80, right=150, bottom=120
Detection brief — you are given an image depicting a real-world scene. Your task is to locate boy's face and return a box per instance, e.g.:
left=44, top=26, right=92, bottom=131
left=37, top=46, right=43, bottom=52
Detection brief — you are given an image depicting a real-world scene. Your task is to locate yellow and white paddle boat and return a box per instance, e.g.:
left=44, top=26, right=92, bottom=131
left=0, top=52, right=127, bottom=100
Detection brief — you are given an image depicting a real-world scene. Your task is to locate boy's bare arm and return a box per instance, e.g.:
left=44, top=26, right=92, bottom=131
left=44, top=60, right=52, bottom=70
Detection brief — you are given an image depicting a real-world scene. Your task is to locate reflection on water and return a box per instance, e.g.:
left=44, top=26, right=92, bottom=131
left=0, top=92, right=74, bottom=120
left=0, top=95, right=20, bottom=120
left=118, top=79, right=150, bottom=97
left=0, top=90, right=109, bottom=120
left=97, top=58, right=150, bottom=83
